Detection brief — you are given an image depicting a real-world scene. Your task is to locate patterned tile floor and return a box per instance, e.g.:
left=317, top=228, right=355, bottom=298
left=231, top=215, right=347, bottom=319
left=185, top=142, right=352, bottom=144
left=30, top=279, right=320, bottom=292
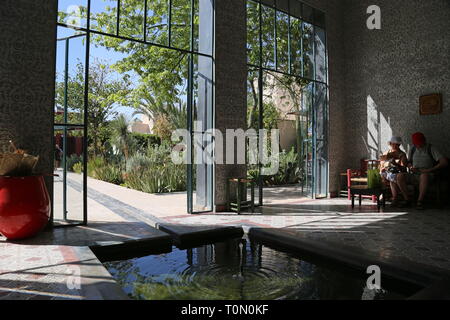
left=164, top=202, right=450, bottom=271
left=1, top=175, right=450, bottom=299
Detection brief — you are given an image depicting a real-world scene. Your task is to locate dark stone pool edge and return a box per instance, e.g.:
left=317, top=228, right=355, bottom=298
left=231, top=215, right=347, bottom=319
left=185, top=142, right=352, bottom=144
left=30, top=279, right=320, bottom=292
left=157, top=223, right=244, bottom=248
left=248, top=227, right=450, bottom=299
left=87, top=220, right=450, bottom=300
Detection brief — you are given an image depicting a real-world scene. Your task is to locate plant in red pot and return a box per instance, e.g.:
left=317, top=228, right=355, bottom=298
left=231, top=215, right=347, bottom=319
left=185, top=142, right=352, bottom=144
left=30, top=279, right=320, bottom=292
left=0, top=141, right=50, bottom=240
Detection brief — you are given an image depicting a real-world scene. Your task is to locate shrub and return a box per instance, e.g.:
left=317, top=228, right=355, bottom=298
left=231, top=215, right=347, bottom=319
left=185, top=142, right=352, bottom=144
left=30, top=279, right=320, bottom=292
left=131, top=132, right=161, bottom=150
left=124, top=163, right=186, bottom=194
left=66, top=154, right=82, bottom=172
left=73, top=162, right=83, bottom=174
left=126, top=153, right=153, bottom=173
left=257, top=147, right=303, bottom=186
left=93, top=165, right=124, bottom=185
left=87, top=157, right=106, bottom=177
left=124, top=146, right=186, bottom=193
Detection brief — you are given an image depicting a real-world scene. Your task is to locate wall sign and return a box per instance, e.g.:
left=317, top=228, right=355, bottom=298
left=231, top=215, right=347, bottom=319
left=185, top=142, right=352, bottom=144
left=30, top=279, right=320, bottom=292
left=419, top=93, right=442, bottom=115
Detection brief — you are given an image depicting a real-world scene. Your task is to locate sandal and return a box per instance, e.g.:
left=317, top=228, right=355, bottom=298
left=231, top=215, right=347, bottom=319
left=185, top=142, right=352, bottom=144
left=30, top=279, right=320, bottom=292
left=390, top=199, right=399, bottom=207
left=416, top=201, right=425, bottom=210
left=398, top=200, right=412, bottom=208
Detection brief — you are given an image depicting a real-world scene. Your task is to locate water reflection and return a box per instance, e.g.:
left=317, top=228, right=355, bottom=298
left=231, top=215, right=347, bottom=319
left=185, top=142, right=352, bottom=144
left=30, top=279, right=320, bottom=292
left=104, top=238, right=406, bottom=300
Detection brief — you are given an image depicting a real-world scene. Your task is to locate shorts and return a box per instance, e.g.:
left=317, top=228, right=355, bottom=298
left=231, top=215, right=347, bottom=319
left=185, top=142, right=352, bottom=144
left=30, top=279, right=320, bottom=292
left=404, top=172, right=435, bottom=185
left=381, top=171, right=397, bottom=182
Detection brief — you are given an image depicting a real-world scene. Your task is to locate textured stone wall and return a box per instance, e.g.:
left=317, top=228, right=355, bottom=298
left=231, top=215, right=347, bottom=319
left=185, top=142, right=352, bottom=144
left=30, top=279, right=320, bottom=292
left=214, top=0, right=248, bottom=209
left=0, top=1, right=57, bottom=200
left=342, top=0, right=450, bottom=168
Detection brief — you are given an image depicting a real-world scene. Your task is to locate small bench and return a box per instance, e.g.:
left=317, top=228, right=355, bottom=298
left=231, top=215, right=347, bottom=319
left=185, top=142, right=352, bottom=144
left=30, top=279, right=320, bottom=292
left=226, top=178, right=255, bottom=214
left=349, top=185, right=386, bottom=211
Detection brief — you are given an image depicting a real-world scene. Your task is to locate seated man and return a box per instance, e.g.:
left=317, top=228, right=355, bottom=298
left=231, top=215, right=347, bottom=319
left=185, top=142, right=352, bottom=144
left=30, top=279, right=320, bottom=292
left=394, top=132, right=448, bottom=209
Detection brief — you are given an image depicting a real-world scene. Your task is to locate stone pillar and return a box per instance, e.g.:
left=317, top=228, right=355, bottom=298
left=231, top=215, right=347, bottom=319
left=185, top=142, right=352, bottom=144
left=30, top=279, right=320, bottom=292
left=0, top=1, right=57, bottom=216
left=214, top=0, right=248, bottom=211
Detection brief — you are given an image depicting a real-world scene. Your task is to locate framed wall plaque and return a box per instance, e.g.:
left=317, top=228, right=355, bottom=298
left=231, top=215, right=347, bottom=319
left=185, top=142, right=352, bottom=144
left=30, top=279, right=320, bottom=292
left=420, top=93, right=442, bottom=115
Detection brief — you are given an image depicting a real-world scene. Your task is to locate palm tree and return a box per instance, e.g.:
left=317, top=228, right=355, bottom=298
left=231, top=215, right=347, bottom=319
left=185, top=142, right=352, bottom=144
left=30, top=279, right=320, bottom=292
left=110, top=114, right=134, bottom=161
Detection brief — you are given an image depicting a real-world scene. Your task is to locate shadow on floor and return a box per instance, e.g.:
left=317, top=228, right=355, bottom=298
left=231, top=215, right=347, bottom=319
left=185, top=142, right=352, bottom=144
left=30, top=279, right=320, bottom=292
left=0, top=221, right=167, bottom=246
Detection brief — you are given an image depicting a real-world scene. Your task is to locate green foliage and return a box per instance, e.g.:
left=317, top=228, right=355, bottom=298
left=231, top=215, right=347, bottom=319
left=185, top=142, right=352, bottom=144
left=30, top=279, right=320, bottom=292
left=87, top=157, right=106, bottom=177
left=110, top=114, right=135, bottom=160
left=87, top=156, right=124, bottom=185
left=90, top=0, right=192, bottom=135
left=130, top=132, right=161, bottom=151
left=73, top=162, right=83, bottom=174
left=246, top=101, right=280, bottom=131
left=257, top=147, right=303, bottom=186
left=124, top=145, right=186, bottom=193
left=66, top=154, right=83, bottom=172
left=94, top=165, right=124, bottom=185
left=55, top=60, right=131, bottom=156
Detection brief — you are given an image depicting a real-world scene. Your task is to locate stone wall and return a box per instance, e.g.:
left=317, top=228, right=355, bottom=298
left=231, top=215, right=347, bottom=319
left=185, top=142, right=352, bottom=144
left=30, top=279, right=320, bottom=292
left=0, top=1, right=57, bottom=205
left=214, top=0, right=248, bottom=209
left=342, top=0, right=450, bottom=168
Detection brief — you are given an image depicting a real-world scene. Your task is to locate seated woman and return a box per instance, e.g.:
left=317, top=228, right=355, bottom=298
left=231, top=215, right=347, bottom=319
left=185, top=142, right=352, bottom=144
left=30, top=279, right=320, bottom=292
left=379, top=136, right=408, bottom=207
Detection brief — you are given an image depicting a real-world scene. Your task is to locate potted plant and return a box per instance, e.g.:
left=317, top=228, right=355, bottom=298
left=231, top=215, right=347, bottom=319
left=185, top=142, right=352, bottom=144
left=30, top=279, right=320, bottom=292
left=0, top=141, right=50, bottom=240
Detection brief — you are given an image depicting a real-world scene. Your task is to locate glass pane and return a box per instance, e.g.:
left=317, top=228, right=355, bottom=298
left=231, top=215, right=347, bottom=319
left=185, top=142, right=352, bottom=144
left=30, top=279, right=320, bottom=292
left=192, top=54, right=213, bottom=212
left=247, top=68, right=261, bottom=206
left=276, top=11, right=289, bottom=73
left=260, top=71, right=303, bottom=192
left=119, top=0, right=145, bottom=39
left=55, top=27, right=86, bottom=125
left=58, top=0, right=88, bottom=28
left=302, top=22, right=314, bottom=80
left=314, top=83, right=327, bottom=142
left=90, top=0, right=118, bottom=34
left=301, top=81, right=313, bottom=196
left=53, top=126, right=85, bottom=224
left=314, top=83, right=328, bottom=197
left=247, top=0, right=260, bottom=65
left=315, top=26, right=327, bottom=82
left=146, top=0, right=169, bottom=44
left=261, top=5, right=276, bottom=69
left=290, top=16, right=302, bottom=76
left=197, top=0, right=213, bottom=55
left=171, top=0, right=191, bottom=50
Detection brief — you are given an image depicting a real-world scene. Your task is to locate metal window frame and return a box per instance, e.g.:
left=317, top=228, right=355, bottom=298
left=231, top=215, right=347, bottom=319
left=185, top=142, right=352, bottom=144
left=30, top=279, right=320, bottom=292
left=55, top=0, right=216, bottom=224
left=246, top=0, right=329, bottom=204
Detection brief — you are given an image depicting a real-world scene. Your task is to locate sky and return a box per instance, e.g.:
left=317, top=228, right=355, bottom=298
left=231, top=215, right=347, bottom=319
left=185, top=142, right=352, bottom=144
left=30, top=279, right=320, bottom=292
left=56, top=0, right=137, bottom=120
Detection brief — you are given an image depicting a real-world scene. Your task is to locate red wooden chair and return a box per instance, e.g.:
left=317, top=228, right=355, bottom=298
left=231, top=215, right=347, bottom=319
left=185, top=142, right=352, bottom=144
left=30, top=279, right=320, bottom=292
left=347, top=159, right=382, bottom=203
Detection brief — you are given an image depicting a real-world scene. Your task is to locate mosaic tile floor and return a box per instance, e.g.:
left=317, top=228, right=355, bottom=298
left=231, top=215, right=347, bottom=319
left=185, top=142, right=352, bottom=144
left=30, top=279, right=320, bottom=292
left=1, top=175, right=449, bottom=299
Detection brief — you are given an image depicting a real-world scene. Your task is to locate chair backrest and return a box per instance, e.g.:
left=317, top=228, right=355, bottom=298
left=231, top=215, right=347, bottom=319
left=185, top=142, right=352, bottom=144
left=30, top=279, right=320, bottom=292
left=347, top=169, right=363, bottom=187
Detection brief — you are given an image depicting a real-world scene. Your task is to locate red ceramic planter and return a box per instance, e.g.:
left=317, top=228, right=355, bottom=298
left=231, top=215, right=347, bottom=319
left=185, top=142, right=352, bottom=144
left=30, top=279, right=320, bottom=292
left=0, top=176, right=50, bottom=240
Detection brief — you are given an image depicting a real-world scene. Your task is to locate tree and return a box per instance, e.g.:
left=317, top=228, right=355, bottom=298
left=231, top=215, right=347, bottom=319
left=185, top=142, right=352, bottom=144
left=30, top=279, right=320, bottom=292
left=55, top=59, right=131, bottom=156
left=88, top=0, right=193, bottom=137
left=110, top=114, right=134, bottom=161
